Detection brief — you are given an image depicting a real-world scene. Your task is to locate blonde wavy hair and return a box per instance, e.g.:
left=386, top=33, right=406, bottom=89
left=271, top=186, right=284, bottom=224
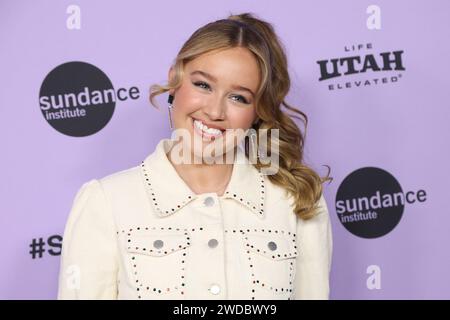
left=149, top=12, right=332, bottom=220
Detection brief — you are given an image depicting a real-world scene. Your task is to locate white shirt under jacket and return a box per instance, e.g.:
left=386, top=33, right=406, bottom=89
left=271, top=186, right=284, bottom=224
left=57, top=138, right=333, bottom=300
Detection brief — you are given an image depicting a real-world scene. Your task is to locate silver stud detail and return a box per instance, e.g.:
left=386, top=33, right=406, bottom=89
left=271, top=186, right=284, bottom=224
left=153, top=239, right=164, bottom=249
left=267, top=241, right=277, bottom=251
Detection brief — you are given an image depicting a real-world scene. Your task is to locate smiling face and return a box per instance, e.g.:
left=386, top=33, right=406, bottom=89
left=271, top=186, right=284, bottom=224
left=168, top=47, right=261, bottom=163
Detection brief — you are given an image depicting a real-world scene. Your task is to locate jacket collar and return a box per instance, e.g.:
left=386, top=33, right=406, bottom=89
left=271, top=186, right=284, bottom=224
left=140, top=138, right=266, bottom=219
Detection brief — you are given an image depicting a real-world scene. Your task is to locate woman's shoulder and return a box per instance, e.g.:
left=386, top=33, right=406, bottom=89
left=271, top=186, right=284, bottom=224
left=96, top=162, right=144, bottom=193
left=262, top=175, right=329, bottom=220
left=261, top=174, right=297, bottom=217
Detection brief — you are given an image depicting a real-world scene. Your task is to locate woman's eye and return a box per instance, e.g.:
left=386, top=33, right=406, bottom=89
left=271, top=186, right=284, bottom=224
left=193, top=81, right=249, bottom=104
left=231, top=95, right=249, bottom=104
left=193, top=81, right=210, bottom=90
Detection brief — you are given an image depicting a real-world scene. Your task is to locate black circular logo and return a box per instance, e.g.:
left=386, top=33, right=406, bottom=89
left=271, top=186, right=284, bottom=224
left=39, top=61, right=115, bottom=137
left=335, top=167, right=404, bottom=238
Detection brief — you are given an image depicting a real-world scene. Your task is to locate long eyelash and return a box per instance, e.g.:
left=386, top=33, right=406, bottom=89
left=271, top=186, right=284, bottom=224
left=234, top=95, right=249, bottom=104
left=194, top=81, right=210, bottom=90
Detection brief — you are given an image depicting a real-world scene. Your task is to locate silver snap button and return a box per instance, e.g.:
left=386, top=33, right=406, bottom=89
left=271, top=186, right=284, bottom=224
left=153, top=239, right=164, bottom=249
left=208, top=239, right=218, bottom=248
left=209, top=284, right=221, bottom=295
left=267, top=241, right=277, bottom=251
left=204, top=197, right=215, bottom=207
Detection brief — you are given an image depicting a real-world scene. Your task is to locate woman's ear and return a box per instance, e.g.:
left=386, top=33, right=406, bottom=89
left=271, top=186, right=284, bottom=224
left=168, top=66, right=176, bottom=95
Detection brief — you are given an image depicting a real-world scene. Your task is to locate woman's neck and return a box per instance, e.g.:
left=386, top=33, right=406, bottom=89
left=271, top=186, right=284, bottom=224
left=166, top=147, right=234, bottom=196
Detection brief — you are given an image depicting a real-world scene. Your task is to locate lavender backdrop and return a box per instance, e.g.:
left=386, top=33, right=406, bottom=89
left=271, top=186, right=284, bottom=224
left=1, top=0, right=449, bottom=299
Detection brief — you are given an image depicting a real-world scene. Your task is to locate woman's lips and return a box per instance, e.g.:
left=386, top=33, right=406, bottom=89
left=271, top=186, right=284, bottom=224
left=192, top=117, right=225, bottom=141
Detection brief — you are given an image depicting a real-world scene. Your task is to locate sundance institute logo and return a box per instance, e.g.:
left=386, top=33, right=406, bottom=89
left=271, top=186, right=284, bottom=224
left=39, top=61, right=140, bottom=137
left=335, top=167, right=427, bottom=239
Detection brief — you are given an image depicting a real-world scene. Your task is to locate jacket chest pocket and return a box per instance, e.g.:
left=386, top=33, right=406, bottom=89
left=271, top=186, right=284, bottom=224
left=125, top=228, right=190, bottom=298
left=242, top=230, right=297, bottom=297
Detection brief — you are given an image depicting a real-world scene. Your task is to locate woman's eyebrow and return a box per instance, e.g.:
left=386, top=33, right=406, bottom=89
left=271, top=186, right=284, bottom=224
left=190, top=70, right=255, bottom=97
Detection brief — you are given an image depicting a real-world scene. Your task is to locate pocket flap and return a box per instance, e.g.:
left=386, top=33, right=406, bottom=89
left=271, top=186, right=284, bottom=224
left=126, top=229, right=190, bottom=257
left=243, top=231, right=297, bottom=261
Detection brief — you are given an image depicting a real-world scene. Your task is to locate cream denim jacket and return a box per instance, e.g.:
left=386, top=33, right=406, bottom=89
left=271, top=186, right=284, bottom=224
left=58, top=138, right=333, bottom=300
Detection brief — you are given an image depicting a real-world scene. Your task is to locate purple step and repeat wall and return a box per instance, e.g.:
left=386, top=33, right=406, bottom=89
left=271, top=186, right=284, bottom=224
left=1, top=0, right=449, bottom=299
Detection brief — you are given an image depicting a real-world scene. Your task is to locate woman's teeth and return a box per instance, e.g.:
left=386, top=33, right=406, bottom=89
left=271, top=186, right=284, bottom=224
left=193, top=119, right=223, bottom=137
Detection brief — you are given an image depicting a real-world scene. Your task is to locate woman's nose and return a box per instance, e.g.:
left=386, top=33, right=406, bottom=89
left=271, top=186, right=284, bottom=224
left=203, top=96, right=226, bottom=121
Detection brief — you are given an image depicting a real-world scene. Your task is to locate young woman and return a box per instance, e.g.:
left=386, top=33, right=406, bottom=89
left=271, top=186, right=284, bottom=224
left=58, top=12, right=333, bottom=300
